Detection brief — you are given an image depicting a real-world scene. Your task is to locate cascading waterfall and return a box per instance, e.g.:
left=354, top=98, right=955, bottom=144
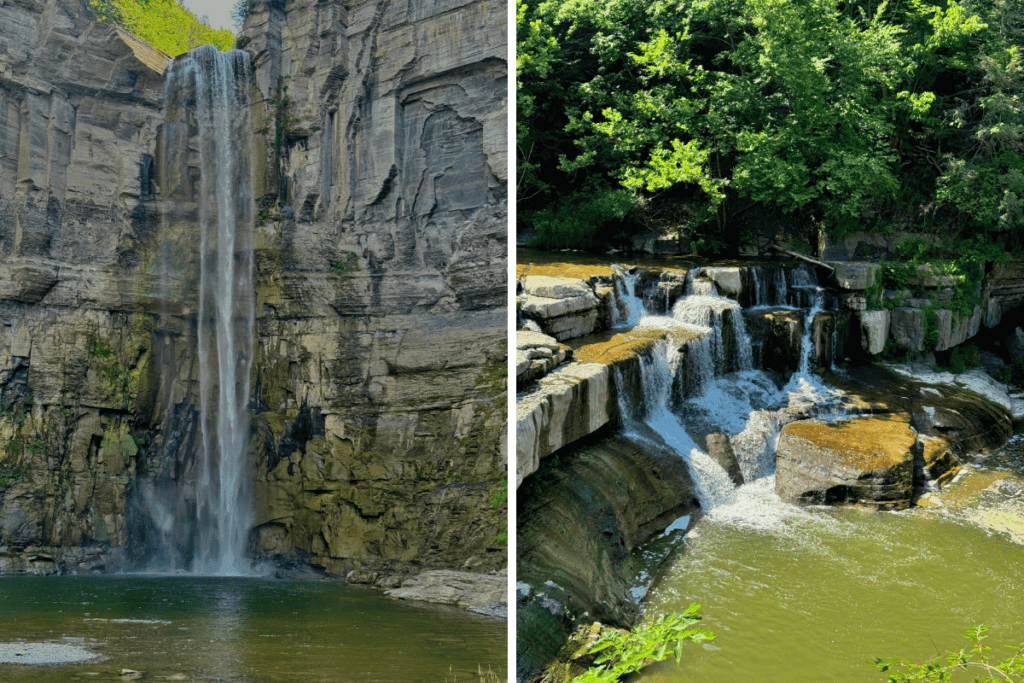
left=610, top=260, right=848, bottom=526
left=191, top=46, right=255, bottom=576
left=612, top=266, right=645, bottom=327
left=789, top=264, right=825, bottom=378
left=749, top=265, right=789, bottom=308
left=137, top=46, right=255, bottom=575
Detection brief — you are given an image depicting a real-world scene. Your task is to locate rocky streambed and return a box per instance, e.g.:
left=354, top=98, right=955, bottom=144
left=515, top=249, right=1024, bottom=682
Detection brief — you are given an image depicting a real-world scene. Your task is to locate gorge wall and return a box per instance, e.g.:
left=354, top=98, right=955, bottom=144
left=0, top=0, right=507, bottom=579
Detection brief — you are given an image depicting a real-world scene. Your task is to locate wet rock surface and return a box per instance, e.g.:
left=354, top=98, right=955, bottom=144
left=517, top=330, right=569, bottom=389
left=517, top=432, right=698, bottom=682
left=385, top=569, right=507, bottom=617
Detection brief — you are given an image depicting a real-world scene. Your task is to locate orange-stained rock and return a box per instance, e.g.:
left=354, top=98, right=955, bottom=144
left=776, top=415, right=917, bottom=510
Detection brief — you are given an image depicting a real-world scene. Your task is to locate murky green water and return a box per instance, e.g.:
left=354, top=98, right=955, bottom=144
left=639, top=505, right=1024, bottom=683
left=0, top=576, right=505, bottom=682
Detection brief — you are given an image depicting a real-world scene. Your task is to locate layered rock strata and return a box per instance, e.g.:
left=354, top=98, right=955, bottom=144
left=0, top=0, right=507, bottom=583
left=516, top=432, right=699, bottom=682
left=776, top=415, right=918, bottom=510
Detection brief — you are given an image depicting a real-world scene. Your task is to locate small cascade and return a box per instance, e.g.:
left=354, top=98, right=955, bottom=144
left=750, top=265, right=790, bottom=308
left=612, top=266, right=645, bottom=327
left=630, top=340, right=739, bottom=509
left=750, top=266, right=767, bottom=307
left=672, top=295, right=753, bottom=375
left=774, top=267, right=788, bottom=306
left=790, top=265, right=825, bottom=377
left=608, top=259, right=853, bottom=526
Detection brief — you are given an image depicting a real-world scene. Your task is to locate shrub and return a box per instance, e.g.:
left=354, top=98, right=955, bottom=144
left=871, top=625, right=1024, bottom=682
left=528, top=189, right=639, bottom=251
left=568, top=605, right=715, bottom=683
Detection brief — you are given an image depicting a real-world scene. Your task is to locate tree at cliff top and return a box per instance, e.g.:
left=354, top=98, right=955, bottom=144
left=89, top=0, right=235, bottom=56
left=517, top=0, right=1024, bottom=255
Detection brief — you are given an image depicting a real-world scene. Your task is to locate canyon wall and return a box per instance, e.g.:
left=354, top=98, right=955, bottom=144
left=0, top=0, right=508, bottom=578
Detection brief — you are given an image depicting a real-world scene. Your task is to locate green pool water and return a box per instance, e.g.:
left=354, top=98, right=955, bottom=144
left=0, top=576, right=506, bottom=682
left=638, top=502, right=1024, bottom=683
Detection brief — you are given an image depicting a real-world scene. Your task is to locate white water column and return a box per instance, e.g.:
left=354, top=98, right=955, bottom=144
left=167, top=46, right=255, bottom=575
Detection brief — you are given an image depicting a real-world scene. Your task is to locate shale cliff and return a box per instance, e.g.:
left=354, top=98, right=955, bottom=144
left=0, top=0, right=507, bottom=579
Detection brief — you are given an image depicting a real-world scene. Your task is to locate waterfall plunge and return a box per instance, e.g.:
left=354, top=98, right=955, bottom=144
left=141, top=46, right=255, bottom=575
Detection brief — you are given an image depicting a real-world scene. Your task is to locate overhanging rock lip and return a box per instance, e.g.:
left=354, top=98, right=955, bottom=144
left=114, top=27, right=172, bottom=74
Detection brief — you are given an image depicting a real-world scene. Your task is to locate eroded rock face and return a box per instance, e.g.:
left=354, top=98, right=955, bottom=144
left=517, top=433, right=699, bottom=682
left=776, top=415, right=917, bottom=510
left=226, top=0, right=509, bottom=574
left=0, top=0, right=170, bottom=571
left=0, top=0, right=507, bottom=576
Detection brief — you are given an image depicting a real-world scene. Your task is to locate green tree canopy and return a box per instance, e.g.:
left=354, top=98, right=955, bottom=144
left=518, top=0, right=1024, bottom=254
left=89, top=0, right=235, bottom=56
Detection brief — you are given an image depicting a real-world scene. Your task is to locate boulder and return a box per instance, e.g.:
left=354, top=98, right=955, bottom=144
left=705, top=433, right=743, bottom=486
left=1007, top=327, right=1024, bottom=361
left=516, top=363, right=614, bottom=487
left=776, top=415, right=917, bottom=510
left=889, top=308, right=926, bottom=351
left=703, top=267, right=743, bottom=298
left=524, top=276, right=595, bottom=300
left=745, top=309, right=802, bottom=373
left=517, top=330, right=568, bottom=388
left=830, top=262, right=881, bottom=291
left=859, top=310, right=890, bottom=356
left=385, top=569, right=507, bottom=613
left=984, top=479, right=1022, bottom=498
left=914, top=434, right=961, bottom=490
left=934, top=307, right=983, bottom=352
left=521, top=276, right=602, bottom=341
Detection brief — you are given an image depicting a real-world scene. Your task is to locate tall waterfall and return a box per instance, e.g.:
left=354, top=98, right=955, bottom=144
left=189, top=47, right=255, bottom=576
left=134, top=46, right=255, bottom=575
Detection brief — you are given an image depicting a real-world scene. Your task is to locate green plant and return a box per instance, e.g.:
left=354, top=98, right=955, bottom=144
left=528, top=189, right=639, bottom=251
left=489, top=478, right=507, bottom=511
left=568, top=606, right=715, bottom=683
left=91, top=337, right=131, bottom=408
left=489, top=477, right=508, bottom=545
left=260, top=76, right=300, bottom=185
left=942, top=343, right=983, bottom=374
left=331, top=252, right=358, bottom=275
left=871, top=625, right=1024, bottom=682
left=87, top=0, right=234, bottom=55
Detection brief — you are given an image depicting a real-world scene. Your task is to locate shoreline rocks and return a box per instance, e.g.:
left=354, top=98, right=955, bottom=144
left=384, top=569, right=508, bottom=618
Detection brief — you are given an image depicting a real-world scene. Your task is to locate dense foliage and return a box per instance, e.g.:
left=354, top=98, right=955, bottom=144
left=89, top=0, right=235, bottom=56
left=517, top=0, right=1024, bottom=253
left=872, top=624, right=1024, bottom=682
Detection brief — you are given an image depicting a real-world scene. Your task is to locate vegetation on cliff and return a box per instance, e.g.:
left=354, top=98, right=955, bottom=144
left=517, top=0, right=1024, bottom=255
left=88, top=0, right=235, bottom=55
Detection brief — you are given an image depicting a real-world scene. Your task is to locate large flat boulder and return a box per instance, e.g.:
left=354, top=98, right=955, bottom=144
left=830, top=262, right=881, bottom=291
left=776, top=415, right=917, bottom=510
left=521, top=276, right=602, bottom=341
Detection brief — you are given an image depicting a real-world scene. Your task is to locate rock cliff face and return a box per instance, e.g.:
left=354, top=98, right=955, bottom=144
left=0, top=0, right=507, bottom=578
left=240, top=0, right=507, bottom=576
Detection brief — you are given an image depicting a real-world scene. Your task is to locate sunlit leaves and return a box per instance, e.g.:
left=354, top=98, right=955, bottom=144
left=568, top=605, right=716, bottom=683
left=88, top=0, right=234, bottom=55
